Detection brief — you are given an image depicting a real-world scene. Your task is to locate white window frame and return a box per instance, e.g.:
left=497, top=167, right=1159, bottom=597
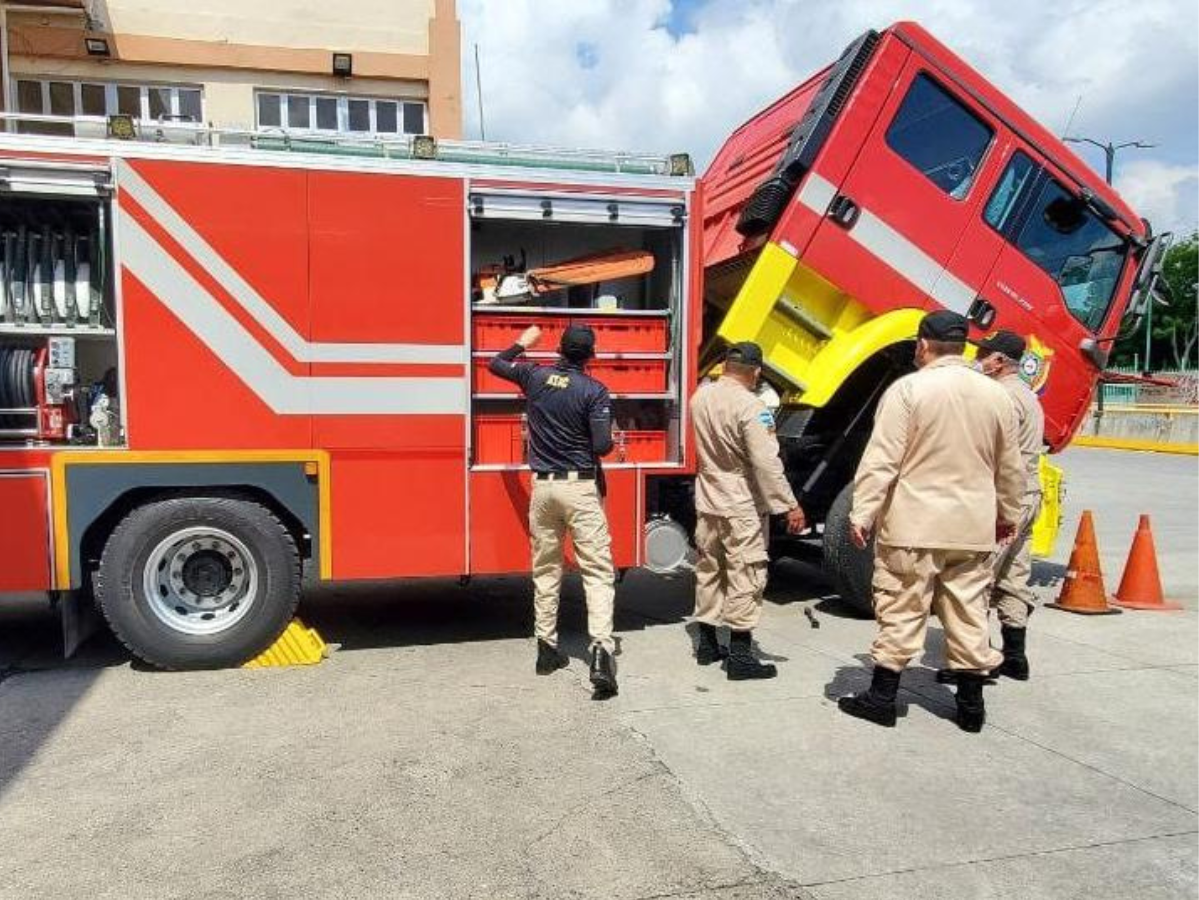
left=254, top=89, right=427, bottom=136
left=11, top=77, right=205, bottom=123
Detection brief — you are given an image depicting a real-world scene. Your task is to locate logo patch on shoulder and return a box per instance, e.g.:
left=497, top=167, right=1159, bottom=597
left=757, top=409, right=776, bottom=431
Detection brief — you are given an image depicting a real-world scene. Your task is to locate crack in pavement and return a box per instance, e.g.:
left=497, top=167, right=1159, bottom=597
left=897, top=676, right=1199, bottom=816
left=621, top=719, right=801, bottom=894
left=799, top=829, right=1199, bottom=888
left=631, top=873, right=810, bottom=899
left=522, top=767, right=664, bottom=850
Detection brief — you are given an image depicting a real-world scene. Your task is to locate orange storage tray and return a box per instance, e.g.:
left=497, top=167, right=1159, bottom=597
left=472, top=314, right=669, bottom=353
left=473, top=357, right=667, bottom=395
left=473, top=414, right=526, bottom=465
left=473, top=416, right=668, bottom=466
left=607, top=430, right=669, bottom=464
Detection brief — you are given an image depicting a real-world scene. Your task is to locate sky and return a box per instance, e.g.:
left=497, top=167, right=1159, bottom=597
left=457, top=0, right=1199, bottom=236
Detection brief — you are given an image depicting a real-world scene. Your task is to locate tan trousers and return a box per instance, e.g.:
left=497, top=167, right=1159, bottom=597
left=694, top=513, right=769, bottom=632
left=529, top=477, right=615, bottom=653
left=991, top=493, right=1042, bottom=628
left=870, top=544, right=1004, bottom=673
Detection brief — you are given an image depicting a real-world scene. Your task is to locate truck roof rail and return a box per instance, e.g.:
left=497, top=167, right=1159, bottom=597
left=0, top=112, right=694, bottom=177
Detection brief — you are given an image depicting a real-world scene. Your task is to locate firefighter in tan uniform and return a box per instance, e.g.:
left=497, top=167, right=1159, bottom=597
left=838, top=311, right=1024, bottom=732
left=489, top=324, right=619, bottom=698
left=976, top=330, right=1045, bottom=680
left=690, top=343, right=806, bottom=680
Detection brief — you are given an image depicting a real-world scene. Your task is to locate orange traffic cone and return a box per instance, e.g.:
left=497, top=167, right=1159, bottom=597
left=1114, top=515, right=1183, bottom=611
left=1047, top=511, right=1121, bottom=615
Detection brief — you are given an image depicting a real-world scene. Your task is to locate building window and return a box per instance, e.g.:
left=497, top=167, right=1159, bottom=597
left=315, top=96, right=338, bottom=130
left=254, top=90, right=427, bottom=136
left=258, top=93, right=282, bottom=128
left=12, top=78, right=204, bottom=128
left=885, top=73, right=993, bottom=200
left=81, top=83, right=106, bottom=116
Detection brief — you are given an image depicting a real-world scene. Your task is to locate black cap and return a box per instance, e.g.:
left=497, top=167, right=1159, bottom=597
left=918, top=310, right=969, bottom=342
left=560, top=324, right=596, bottom=361
left=974, top=329, right=1026, bottom=361
left=725, top=342, right=764, bottom=367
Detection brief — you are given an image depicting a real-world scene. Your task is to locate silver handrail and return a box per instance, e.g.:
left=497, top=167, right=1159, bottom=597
left=0, top=111, right=689, bottom=176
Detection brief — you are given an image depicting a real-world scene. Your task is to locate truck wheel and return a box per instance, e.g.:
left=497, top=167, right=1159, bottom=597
left=94, top=496, right=300, bottom=669
left=821, top=483, right=875, bottom=617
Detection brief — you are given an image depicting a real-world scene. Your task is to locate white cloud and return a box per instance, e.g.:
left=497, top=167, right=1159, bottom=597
left=1116, top=160, right=1199, bottom=237
left=459, top=0, right=1198, bottom=233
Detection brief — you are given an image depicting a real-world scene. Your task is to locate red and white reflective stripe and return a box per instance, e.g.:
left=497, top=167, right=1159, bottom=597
left=118, top=162, right=466, bottom=366
left=116, top=165, right=467, bottom=416
left=794, top=172, right=976, bottom=315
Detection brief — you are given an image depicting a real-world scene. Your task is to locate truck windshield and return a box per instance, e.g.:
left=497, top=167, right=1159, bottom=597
left=1010, top=178, right=1129, bottom=332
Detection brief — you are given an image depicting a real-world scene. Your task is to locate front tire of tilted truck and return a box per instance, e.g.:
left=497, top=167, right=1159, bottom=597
left=821, top=482, right=875, bottom=617
left=94, top=496, right=301, bottom=670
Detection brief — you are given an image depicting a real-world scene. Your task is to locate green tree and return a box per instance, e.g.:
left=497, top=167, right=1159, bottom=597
left=1112, top=231, right=1199, bottom=371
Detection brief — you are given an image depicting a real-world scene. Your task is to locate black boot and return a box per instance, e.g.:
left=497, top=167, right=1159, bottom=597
left=725, top=631, right=777, bottom=680
left=955, top=673, right=987, bottom=733
left=535, top=640, right=568, bottom=675
left=589, top=645, right=618, bottom=697
left=838, top=666, right=901, bottom=727
left=994, top=626, right=1030, bottom=681
left=695, top=623, right=728, bottom=666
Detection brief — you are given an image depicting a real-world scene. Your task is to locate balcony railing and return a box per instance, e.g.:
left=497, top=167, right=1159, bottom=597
left=0, top=112, right=693, bottom=177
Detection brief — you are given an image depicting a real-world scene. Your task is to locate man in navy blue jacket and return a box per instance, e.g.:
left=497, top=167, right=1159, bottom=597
left=489, top=323, right=618, bottom=697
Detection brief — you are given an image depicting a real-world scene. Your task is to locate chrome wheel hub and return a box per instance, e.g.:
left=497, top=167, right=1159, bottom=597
left=143, top=527, right=258, bottom=635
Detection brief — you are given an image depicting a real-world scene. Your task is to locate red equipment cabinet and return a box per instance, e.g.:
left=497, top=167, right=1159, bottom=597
left=0, top=471, right=52, bottom=592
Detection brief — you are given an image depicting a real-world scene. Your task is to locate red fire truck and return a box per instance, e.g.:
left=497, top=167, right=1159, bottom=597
left=0, top=22, right=1167, bottom=668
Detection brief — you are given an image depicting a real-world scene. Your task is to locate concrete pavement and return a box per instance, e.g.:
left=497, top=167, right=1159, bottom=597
left=0, top=446, right=1196, bottom=899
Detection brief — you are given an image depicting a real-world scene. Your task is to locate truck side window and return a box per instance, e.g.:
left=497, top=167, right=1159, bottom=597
left=1012, top=180, right=1129, bottom=332
left=984, top=151, right=1036, bottom=231
left=885, top=74, right=993, bottom=200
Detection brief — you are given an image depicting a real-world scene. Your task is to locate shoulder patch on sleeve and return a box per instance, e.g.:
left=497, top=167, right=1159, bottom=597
left=756, top=408, right=776, bottom=431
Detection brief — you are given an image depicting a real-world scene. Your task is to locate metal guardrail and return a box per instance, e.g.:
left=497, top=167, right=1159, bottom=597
left=0, top=111, right=692, bottom=177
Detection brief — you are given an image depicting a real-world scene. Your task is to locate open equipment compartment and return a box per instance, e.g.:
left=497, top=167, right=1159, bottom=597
left=0, top=178, right=122, bottom=447
left=468, top=187, right=687, bottom=467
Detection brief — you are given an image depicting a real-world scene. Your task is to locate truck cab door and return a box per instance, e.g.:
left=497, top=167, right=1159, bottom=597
left=801, top=57, right=1002, bottom=316
left=975, top=151, right=1139, bottom=448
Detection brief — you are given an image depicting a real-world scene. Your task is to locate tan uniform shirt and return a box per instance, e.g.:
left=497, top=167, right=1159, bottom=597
left=691, top=376, right=798, bottom=518
left=998, top=372, right=1045, bottom=494
left=850, top=356, right=1024, bottom=552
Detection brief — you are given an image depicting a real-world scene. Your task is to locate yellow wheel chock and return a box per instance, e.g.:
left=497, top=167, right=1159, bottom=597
left=243, top=619, right=328, bottom=668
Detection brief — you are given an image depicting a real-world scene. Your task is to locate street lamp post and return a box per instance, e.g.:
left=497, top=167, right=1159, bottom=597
left=1064, top=135, right=1158, bottom=371
left=1062, top=136, right=1156, bottom=185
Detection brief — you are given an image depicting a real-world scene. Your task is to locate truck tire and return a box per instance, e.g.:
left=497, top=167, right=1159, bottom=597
left=821, top=482, right=875, bottom=617
left=94, top=496, right=300, bottom=670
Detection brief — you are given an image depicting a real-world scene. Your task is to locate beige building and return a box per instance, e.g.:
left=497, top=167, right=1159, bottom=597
left=0, top=0, right=462, bottom=139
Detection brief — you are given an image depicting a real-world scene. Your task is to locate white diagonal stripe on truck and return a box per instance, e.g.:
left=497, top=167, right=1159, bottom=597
left=796, top=172, right=976, bottom=314
left=120, top=209, right=466, bottom=416
left=118, top=161, right=468, bottom=366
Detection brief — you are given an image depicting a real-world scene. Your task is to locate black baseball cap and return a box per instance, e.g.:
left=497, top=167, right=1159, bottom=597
left=973, top=329, right=1026, bottom=361
left=725, top=342, right=764, bottom=367
left=560, top=324, right=596, bottom=361
left=918, top=310, right=969, bottom=342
